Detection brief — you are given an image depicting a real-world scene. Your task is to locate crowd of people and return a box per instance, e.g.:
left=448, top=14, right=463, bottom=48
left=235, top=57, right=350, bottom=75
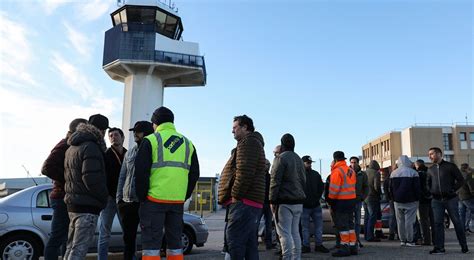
left=40, top=111, right=473, bottom=260
left=218, top=115, right=473, bottom=259
left=41, top=106, right=199, bottom=260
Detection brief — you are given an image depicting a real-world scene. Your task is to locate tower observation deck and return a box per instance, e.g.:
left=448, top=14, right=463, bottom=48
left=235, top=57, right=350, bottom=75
left=102, top=0, right=206, bottom=148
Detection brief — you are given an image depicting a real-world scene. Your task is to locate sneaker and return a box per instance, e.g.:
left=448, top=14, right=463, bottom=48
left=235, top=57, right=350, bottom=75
left=315, top=245, right=330, bottom=253
left=405, top=242, right=421, bottom=247
left=461, top=245, right=469, bottom=253
left=302, top=246, right=311, bottom=253
left=429, top=248, right=446, bottom=255
left=400, top=242, right=406, bottom=246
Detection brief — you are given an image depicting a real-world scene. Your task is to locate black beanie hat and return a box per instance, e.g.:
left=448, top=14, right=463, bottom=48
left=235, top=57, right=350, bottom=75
left=151, top=106, right=174, bottom=126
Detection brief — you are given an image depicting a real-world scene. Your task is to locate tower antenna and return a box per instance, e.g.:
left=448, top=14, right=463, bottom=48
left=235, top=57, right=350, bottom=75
left=22, top=165, right=38, bottom=186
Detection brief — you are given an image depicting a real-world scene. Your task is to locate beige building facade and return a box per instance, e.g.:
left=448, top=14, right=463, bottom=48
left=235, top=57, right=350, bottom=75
left=362, top=124, right=474, bottom=170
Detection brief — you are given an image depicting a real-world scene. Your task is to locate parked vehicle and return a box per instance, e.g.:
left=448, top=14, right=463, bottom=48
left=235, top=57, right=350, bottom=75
left=0, top=184, right=208, bottom=260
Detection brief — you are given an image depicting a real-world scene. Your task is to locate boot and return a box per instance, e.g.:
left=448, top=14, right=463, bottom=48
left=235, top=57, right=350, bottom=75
left=332, top=245, right=351, bottom=257
left=350, top=246, right=358, bottom=255
left=375, top=230, right=387, bottom=239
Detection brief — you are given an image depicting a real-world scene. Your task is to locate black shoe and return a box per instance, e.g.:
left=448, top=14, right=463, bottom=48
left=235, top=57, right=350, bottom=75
left=429, top=248, right=446, bottom=255
left=315, top=245, right=329, bottom=253
left=332, top=246, right=351, bottom=257
left=302, top=245, right=311, bottom=253
left=462, top=245, right=469, bottom=253
left=388, top=234, right=395, bottom=240
left=350, top=246, right=358, bottom=255
left=358, top=241, right=364, bottom=248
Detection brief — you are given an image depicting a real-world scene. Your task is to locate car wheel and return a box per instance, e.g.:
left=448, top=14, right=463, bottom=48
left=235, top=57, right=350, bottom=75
left=182, top=228, right=195, bottom=255
left=0, top=233, right=42, bottom=260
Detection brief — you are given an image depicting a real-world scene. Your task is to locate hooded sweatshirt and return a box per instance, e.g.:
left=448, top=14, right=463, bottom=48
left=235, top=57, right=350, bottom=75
left=389, top=156, right=421, bottom=203
left=365, top=160, right=381, bottom=202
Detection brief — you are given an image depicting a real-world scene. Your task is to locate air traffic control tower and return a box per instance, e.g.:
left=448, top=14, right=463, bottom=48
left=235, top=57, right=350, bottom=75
left=103, top=0, right=206, bottom=148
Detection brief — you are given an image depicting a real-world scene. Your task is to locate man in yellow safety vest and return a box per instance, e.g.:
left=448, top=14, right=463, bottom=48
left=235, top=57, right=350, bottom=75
left=135, top=106, right=200, bottom=260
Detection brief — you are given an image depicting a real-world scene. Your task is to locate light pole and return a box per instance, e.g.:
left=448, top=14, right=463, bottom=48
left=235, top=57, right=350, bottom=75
left=319, top=158, right=322, bottom=174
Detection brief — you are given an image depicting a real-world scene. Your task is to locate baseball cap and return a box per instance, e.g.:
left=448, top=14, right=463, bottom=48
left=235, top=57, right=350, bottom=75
left=302, top=155, right=314, bottom=163
left=129, top=121, right=154, bottom=135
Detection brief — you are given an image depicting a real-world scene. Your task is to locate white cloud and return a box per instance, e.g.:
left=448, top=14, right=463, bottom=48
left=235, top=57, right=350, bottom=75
left=63, top=22, right=92, bottom=58
left=50, top=52, right=95, bottom=99
left=0, top=12, right=37, bottom=87
left=77, top=0, right=113, bottom=22
left=0, top=87, right=119, bottom=179
left=41, top=0, right=72, bottom=15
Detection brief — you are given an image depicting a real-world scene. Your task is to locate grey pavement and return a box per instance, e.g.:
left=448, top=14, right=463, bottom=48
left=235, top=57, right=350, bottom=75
left=47, top=208, right=474, bottom=259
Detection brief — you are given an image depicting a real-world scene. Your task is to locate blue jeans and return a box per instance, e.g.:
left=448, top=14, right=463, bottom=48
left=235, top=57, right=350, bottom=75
left=432, top=197, right=467, bottom=249
left=65, top=212, right=99, bottom=260
left=226, top=201, right=261, bottom=260
left=353, top=201, right=362, bottom=243
left=98, top=196, right=118, bottom=260
left=276, top=204, right=303, bottom=260
left=459, top=198, right=474, bottom=231
left=301, top=206, right=323, bottom=247
left=364, top=200, right=380, bottom=240
left=44, top=198, right=69, bottom=259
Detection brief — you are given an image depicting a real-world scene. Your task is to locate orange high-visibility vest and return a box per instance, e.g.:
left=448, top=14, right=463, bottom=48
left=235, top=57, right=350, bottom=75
left=328, top=161, right=356, bottom=200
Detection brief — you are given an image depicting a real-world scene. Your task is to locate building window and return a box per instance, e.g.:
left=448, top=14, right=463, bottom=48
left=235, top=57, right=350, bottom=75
left=470, top=132, right=474, bottom=149
left=460, top=132, right=468, bottom=150
left=443, top=133, right=453, bottom=151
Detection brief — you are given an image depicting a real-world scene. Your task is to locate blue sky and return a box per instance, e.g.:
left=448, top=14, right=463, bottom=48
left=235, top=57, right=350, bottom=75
left=0, top=0, right=472, bottom=179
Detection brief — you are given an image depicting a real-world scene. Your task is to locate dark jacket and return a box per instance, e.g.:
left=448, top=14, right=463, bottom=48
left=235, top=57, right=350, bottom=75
left=269, top=151, right=306, bottom=205
left=64, top=123, right=108, bottom=215
left=41, top=138, right=69, bottom=199
left=264, top=160, right=271, bottom=204
left=303, top=168, right=323, bottom=208
left=217, top=132, right=266, bottom=204
left=417, top=165, right=432, bottom=204
left=458, top=167, right=474, bottom=201
left=427, top=160, right=465, bottom=200
left=104, top=146, right=127, bottom=198
left=365, top=160, right=381, bottom=202
left=135, top=125, right=200, bottom=202
left=356, top=169, right=369, bottom=201
left=389, top=156, right=421, bottom=203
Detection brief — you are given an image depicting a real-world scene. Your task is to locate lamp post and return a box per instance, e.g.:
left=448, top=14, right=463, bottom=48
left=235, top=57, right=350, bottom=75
left=319, top=158, right=322, bottom=174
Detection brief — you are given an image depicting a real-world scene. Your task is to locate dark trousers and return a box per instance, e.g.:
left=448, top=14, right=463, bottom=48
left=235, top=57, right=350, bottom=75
left=139, top=201, right=183, bottom=253
left=418, top=202, right=434, bottom=245
left=258, top=203, right=273, bottom=247
left=389, top=200, right=398, bottom=236
left=44, top=198, right=69, bottom=259
left=432, top=197, right=467, bottom=250
left=226, top=201, right=261, bottom=260
left=364, top=200, right=380, bottom=240
left=117, top=201, right=140, bottom=260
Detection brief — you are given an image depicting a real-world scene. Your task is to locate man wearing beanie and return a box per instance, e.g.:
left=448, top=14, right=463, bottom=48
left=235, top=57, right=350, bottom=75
left=63, top=114, right=109, bottom=259
left=135, top=107, right=200, bottom=260
left=117, top=121, right=154, bottom=260
left=42, top=118, right=87, bottom=260
left=270, top=133, right=306, bottom=260
left=217, top=115, right=266, bottom=260
left=328, top=151, right=357, bottom=257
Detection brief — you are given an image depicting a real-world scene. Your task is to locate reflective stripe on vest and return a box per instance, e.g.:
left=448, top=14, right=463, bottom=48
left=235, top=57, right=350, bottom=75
left=145, top=123, right=194, bottom=203
left=328, top=166, right=356, bottom=200
left=151, top=133, right=191, bottom=170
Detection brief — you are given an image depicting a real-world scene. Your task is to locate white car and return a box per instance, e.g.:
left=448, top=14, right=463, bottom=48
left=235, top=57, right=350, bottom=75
left=0, top=184, right=208, bottom=260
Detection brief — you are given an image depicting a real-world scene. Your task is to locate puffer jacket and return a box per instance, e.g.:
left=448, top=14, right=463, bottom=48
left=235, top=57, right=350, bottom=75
left=427, top=160, right=464, bottom=200
left=269, top=150, right=306, bottom=204
left=117, top=144, right=139, bottom=203
left=218, top=131, right=266, bottom=204
left=64, top=123, right=108, bottom=215
left=389, top=155, right=420, bottom=203
left=365, top=160, right=381, bottom=202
